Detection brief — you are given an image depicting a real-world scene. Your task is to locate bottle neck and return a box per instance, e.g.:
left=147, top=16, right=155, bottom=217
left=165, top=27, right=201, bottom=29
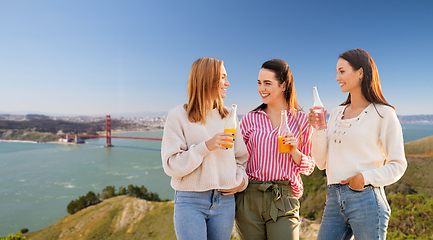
left=279, top=110, right=290, bottom=135
left=313, top=88, right=323, bottom=107
left=280, top=110, right=288, bottom=126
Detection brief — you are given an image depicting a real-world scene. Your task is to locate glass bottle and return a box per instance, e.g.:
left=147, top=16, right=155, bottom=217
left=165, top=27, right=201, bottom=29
left=312, top=86, right=327, bottom=130
left=277, top=110, right=292, bottom=153
left=222, top=104, right=237, bottom=148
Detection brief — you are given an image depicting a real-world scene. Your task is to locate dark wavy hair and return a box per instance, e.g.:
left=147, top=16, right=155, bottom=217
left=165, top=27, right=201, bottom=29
left=253, top=59, right=301, bottom=112
left=339, top=48, right=394, bottom=112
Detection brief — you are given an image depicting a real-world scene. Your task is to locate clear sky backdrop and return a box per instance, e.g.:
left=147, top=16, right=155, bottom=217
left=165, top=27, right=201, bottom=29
left=1, top=1, right=432, bottom=116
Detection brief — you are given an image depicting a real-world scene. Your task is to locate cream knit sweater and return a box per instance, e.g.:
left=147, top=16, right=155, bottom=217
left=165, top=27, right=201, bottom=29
left=161, top=105, right=249, bottom=192
left=312, top=103, right=407, bottom=186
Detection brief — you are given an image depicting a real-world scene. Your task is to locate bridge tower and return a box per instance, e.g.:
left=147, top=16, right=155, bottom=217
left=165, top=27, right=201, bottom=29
left=105, top=115, right=113, bottom=147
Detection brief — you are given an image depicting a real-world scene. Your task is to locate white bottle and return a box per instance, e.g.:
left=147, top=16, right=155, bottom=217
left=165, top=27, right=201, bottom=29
left=313, top=86, right=327, bottom=130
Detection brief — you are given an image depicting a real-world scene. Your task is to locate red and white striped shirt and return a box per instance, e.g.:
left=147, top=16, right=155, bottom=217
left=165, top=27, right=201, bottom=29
left=240, top=109, right=315, bottom=198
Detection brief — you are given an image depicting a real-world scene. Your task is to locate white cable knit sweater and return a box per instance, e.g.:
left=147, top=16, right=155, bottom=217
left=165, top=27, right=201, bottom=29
left=312, top=103, right=407, bottom=186
left=161, top=105, right=249, bottom=192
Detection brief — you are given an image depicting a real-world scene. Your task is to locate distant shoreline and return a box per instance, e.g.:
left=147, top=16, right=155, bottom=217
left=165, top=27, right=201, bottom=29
left=97, top=129, right=163, bottom=134
left=0, top=129, right=163, bottom=145
left=0, top=139, right=67, bottom=144
left=0, top=139, right=39, bottom=143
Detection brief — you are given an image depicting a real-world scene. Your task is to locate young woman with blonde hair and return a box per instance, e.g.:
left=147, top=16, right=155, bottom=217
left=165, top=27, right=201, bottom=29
left=161, top=57, right=249, bottom=240
left=308, top=48, right=407, bottom=240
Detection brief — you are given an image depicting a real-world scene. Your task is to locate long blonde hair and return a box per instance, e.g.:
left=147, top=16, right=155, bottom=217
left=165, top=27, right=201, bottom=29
left=185, top=57, right=228, bottom=123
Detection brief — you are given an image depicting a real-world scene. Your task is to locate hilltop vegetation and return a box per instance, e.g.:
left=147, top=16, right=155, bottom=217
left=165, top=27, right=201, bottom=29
left=1, top=231, right=27, bottom=240
left=404, top=135, right=433, bottom=156
left=67, top=185, right=164, bottom=215
left=26, top=196, right=176, bottom=240
left=388, top=193, right=433, bottom=239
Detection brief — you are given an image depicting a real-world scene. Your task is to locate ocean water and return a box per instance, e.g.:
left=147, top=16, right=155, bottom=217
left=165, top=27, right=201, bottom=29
left=1, top=126, right=433, bottom=236
left=401, top=124, right=433, bottom=143
left=0, top=131, right=172, bottom=236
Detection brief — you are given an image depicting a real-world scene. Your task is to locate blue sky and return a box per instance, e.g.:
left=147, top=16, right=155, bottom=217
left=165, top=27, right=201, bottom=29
left=1, top=1, right=432, bottom=116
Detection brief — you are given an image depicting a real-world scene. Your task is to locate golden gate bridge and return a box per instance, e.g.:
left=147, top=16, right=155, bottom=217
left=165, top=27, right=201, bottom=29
left=59, top=115, right=162, bottom=147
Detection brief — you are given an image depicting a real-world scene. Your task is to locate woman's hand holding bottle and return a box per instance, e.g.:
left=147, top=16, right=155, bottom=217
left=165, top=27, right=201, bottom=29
left=310, top=86, right=328, bottom=129
left=205, top=132, right=235, bottom=151
left=280, top=133, right=297, bottom=153
left=308, top=108, right=328, bottom=129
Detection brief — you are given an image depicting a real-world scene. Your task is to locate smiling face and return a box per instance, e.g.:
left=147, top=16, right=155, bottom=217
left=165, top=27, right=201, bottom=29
left=257, top=68, right=286, bottom=105
left=336, top=58, right=363, bottom=93
left=219, top=64, right=229, bottom=98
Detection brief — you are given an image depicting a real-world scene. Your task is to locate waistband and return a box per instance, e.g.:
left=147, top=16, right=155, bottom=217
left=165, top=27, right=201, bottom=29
left=328, top=183, right=376, bottom=189
left=249, top=179, right=291, bottom=186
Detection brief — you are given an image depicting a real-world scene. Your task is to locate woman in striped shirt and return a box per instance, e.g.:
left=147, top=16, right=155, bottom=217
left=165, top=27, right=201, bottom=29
left=235, top=59, right=315, bottom=240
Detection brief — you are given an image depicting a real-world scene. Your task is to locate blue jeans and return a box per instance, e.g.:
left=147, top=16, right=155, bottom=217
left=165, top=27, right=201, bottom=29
left=317, top=184, right=391, bottom=240
left=174, top=190, right=235, bottom=240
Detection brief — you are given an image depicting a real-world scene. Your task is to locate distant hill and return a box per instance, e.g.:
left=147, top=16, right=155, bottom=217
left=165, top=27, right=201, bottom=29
left=404, top=135, right=433, bottom=155
left=26, top=196, right=176, bottom=240
left=398, top=114, right=433, bottom=124
left=0, top=111, right=169, bottom=118
left=0, top=118, right=129, bottom=135
left=0, top=129, right=59, bottom=142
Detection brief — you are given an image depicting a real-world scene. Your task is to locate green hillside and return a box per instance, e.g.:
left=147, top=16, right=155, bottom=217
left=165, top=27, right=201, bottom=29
left=404, top=135, right=433, bottom=155
left=26, top=196, right=176, bottom=240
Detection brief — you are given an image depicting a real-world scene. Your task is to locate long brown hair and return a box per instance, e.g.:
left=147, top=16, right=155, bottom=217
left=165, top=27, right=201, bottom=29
left=253, top=59, right=301, bottom=112
left=339, top=48, right=394, bottom=111
left=185, top=57, right=229, bottom=123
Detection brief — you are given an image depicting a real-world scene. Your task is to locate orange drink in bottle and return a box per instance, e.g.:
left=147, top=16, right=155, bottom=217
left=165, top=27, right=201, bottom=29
left=222, top=128, right=236, bottom=148
left=278, top=136, right=291, bottom=153
left=278, top=110, right=292, bottom=154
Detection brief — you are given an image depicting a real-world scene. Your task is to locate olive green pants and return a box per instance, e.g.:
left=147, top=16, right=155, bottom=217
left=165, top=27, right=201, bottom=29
left=234, top=180, right=300, bottom=240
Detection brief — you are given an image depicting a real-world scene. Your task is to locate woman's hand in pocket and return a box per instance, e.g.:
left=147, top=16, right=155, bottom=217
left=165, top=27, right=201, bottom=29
left=339, top=173, right=365, bottom=190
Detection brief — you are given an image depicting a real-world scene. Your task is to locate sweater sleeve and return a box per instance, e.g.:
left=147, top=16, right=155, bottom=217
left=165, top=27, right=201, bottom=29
left=311, top=107, right=337, bottom=170
left=361, top=109, right=407, bottom=186
left=234, top=120, right=249, bottom=191
left=298, top=118, right=315, bottom=175
left=312, top=128, right=328, bottom=170
left=161, top=109, right=210, bottom=178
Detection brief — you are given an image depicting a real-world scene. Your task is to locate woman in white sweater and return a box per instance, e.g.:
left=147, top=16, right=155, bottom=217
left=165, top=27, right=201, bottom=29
left=161, top=57, right=249, bottom=240
left=308, top=48, right=407, bottom=240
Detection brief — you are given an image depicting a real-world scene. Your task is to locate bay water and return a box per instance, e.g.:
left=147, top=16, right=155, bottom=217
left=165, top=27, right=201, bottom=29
left=0, top=131, right=172, bottom=236
left=401, top=124, right=433, bottom=143
left=1, top=125, right=433, bottom=236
